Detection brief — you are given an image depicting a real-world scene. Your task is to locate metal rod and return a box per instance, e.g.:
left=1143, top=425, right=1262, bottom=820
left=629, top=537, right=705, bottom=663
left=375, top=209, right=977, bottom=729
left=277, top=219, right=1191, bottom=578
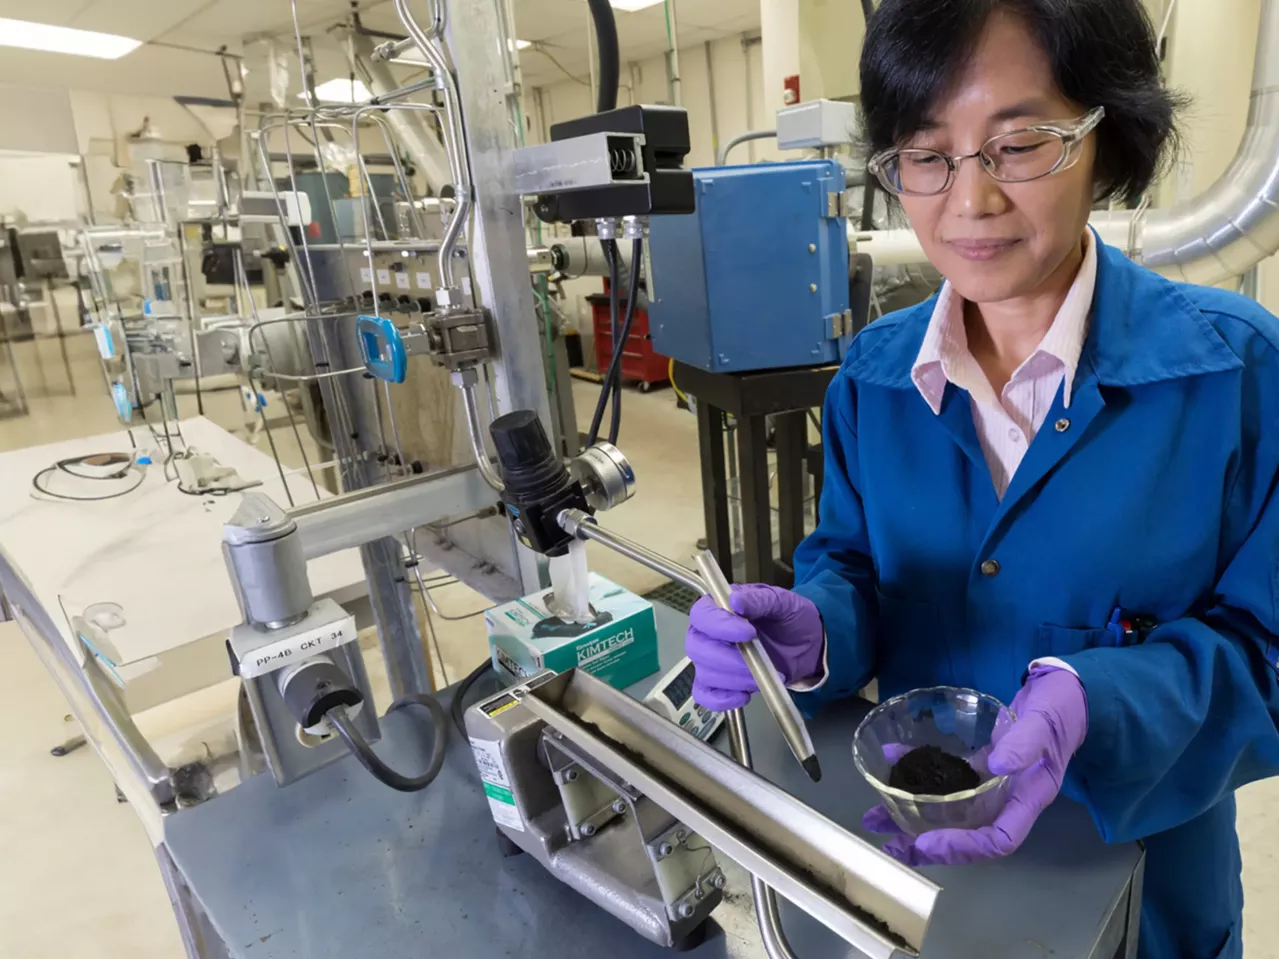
left=727, top=709, right=800, bottom=959
left=394, top=0, right=473, bottom=291
left=694, top=551, right=822, bottom=783
left=558, top=509, right=705, bottom=594
left=461, top=377, right=506, bottom=492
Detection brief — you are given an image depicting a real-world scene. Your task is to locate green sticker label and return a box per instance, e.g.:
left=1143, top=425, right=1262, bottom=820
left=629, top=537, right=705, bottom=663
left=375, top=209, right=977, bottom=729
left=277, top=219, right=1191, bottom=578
left=484, top=782, right=516, bottom=805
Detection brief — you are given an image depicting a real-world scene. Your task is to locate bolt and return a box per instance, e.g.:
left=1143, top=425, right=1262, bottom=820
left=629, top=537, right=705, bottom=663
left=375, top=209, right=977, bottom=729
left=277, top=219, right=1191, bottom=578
left=808, top=243, right=816, bottom=253
left=809, top=283, right=818, bottom=294
left=713, top=874, right=727, bottom=890
left=659, top=842, right=674, bottom=857
left=612, top=800, right=627, bottom=815
left=565, top=768, right=579, bottom=782
left=676, top=829, right=687, bottom=843
left=678, top=903, right=696, bottom=919
left=581, top=822, right=597, bottom=837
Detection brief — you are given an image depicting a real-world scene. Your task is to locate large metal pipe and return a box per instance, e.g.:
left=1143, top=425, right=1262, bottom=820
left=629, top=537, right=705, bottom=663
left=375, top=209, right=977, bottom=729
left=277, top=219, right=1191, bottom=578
left=1140, top=0, right=1279, bottom=284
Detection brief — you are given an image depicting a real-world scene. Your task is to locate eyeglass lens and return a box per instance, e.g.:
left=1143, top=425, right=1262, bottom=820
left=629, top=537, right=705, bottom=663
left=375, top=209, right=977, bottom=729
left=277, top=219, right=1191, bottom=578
left=885, top=129, right=1070, bottom=195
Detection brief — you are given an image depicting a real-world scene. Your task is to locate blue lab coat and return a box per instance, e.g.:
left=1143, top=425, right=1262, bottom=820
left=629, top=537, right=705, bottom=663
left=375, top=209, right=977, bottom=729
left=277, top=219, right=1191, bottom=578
left=790, top=237, right=1279, bottom=958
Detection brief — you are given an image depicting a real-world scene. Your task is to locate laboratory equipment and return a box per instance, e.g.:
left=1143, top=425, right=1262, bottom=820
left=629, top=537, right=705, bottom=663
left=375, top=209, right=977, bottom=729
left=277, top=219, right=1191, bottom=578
left=222, top=494, right=380, bottom=786
left=647, top=160, right=857, bottom=373
left=853, top=686, right=1015, bottom=836
left=642, top=656, right=724, bottom=741
left=694, top=549, right=822, bottom=782
left=466, top=666, right=939, bottom=956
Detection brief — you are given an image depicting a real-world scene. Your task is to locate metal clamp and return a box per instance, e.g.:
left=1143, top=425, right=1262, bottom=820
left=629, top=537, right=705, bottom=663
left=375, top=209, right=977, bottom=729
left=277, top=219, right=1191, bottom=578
left=425, top=307, right=494, bottom=371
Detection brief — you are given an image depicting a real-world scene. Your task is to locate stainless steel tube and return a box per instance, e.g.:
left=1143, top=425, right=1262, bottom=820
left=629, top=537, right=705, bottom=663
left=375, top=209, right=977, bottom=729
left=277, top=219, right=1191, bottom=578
left=394, top=0, right=472, bottom=292
left=461, top=378, right=505, bottom=492
left=727, top=709, right=799, bottom=959
left=558, top=509, right=705, bottom=594
left=694, top=551, right=822, bottom=783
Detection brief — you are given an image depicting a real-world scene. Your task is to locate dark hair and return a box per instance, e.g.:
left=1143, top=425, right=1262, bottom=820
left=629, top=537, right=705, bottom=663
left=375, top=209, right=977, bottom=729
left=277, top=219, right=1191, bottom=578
left=860, top=0, right=1181, bottom=203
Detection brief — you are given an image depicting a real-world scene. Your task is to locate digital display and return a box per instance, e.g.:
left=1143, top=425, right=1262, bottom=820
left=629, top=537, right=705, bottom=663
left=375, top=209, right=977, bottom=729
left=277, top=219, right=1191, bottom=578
left=662, top=660, right=697, bottom=708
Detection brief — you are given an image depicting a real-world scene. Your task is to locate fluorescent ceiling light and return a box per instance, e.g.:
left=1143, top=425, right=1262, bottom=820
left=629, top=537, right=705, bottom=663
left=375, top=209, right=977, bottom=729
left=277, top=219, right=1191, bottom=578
left=0, top=16, right=140, bottom=60
left=609, top=0, right=664, bottom=11
left=300, top=78, right=372, bottom=103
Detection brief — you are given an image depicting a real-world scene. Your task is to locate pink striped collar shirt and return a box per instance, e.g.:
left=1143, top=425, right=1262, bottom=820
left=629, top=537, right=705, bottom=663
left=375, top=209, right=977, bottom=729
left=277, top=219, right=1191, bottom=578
left=910, top=231, right=1098, bottom=499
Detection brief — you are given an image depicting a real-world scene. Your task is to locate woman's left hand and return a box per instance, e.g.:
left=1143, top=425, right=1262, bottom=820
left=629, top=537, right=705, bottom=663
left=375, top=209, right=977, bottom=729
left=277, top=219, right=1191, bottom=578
left=863, top=667, right=1089, bottom=865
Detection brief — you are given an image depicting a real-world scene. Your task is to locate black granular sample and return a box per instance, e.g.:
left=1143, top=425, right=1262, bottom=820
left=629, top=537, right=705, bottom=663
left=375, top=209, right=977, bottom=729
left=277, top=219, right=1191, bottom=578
left=888, top=745, right=980, bottom=795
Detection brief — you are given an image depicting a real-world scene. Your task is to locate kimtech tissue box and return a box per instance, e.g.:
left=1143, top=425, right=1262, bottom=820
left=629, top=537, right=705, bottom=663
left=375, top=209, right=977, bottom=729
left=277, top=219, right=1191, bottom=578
left=485, top=573, right=659, bottom=690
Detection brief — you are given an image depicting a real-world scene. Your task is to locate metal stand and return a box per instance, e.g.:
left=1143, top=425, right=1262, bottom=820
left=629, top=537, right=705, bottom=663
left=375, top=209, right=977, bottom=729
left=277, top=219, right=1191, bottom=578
left=674, top=361, right=836, bottom=586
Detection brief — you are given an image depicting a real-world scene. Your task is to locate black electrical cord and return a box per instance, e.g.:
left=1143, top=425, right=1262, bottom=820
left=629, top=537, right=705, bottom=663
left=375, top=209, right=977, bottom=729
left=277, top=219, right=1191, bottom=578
left=450, top=660, right=494, bottom=738
left=328, top=694, right=449, bottom=793
left=31, top=454, right=146, bottom=501
left=585, top=0, right=620, bottom=112
left=586, top=237, right=645, bottom=447
left=585, top=240, right=622, bottom=446
left=609, top=237, right=643, bottom=444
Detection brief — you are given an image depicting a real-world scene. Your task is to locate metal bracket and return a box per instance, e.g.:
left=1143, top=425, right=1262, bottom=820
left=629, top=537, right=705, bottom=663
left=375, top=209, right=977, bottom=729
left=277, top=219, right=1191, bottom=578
left=826, top=309, right=855, bottom=339
left=825, top=190, right=852, bottom=218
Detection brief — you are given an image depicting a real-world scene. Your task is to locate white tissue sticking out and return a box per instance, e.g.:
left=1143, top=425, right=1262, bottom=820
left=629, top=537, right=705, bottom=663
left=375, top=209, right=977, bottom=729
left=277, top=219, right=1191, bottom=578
left=548, top=539, right=593, bottom=623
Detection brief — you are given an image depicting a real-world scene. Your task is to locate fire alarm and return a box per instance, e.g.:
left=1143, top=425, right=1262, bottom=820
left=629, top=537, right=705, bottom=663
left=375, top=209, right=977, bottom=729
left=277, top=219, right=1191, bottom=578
left=783, top=74, right=800, bottom=105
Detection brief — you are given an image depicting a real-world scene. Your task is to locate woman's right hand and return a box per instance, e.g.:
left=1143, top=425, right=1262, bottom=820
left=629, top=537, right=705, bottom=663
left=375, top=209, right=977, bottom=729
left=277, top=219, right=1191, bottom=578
left=685, top=583, right=825, bottom=711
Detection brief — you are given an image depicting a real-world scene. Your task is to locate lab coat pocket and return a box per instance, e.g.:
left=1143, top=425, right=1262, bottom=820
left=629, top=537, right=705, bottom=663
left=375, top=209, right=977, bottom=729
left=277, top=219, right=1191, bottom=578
left=875, top=588, right=952, bottom=689
left=1038, top=623, right=1116, bottom=658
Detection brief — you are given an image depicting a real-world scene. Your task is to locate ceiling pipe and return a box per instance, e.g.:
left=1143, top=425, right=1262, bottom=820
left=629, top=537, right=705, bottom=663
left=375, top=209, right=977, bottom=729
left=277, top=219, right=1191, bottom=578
left=1139, top=0, right=1279, bottom=284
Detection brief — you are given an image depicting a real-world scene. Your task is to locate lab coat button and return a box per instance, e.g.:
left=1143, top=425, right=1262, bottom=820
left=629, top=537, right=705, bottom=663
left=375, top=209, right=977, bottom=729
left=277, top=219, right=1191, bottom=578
left=1055, top=418, right=1071, bottom=432
left=980, top=559, right=1001, bottom=577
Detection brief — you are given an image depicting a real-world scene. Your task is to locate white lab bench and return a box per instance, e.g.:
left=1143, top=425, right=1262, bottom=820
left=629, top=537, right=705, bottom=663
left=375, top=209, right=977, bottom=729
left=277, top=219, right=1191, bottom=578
left=0, top=416, right=367, bottom=713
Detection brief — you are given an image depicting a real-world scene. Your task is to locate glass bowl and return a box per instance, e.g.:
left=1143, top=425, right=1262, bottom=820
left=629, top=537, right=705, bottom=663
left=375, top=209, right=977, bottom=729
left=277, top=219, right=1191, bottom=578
left=852, top=686, right=1015, bottom=836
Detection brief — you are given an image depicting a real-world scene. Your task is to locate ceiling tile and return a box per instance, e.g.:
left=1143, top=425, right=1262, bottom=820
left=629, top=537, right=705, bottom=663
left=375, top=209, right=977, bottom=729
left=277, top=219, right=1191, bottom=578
left=70, top=0, right=230, bottom=43
left=0, top=1, right=87, bottom=28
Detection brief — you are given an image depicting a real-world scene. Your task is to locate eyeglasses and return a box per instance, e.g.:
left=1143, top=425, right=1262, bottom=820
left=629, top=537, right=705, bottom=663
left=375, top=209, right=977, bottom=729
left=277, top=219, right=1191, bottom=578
left=867, top=106, right=1106, bottom=197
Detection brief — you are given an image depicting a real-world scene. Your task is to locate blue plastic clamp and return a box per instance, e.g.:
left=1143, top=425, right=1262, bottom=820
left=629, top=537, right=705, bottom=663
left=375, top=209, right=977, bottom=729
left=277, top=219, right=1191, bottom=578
left=357, top=314, right=408, bottom=384
left=111, top=382, right=133, bottom=423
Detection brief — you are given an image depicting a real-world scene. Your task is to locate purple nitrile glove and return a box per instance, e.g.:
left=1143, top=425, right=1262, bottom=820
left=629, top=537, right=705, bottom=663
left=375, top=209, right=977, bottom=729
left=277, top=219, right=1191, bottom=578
left=863, top=666, right=1088, bottom=866
left=685, top=584, right=824, bottom=712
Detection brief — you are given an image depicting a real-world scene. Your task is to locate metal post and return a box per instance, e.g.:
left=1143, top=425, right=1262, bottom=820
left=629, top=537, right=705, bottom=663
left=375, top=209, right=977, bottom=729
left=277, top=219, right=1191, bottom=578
left=737, top=413, right=773, bottom=584
left=774, top=411, right=806, bottom=585
left=696, top=400, right=732, bottom=579
left=664, top=0, right=683, bottom=106
left=443, top=0, right=557, bottom=593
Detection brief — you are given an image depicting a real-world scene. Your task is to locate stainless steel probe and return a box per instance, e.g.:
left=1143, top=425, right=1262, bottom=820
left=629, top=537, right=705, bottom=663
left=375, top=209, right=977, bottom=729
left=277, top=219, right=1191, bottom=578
left=694, top=550, right=822, bottom=782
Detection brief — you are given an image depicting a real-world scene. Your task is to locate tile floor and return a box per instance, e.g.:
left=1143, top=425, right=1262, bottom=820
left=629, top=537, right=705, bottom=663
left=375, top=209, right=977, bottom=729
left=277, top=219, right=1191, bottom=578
left=0, top=333, right=1275, bottom=956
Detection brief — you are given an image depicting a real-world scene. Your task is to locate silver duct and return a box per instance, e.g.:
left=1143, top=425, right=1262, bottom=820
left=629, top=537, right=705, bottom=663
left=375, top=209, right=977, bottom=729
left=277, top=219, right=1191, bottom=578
left=1140, top=0, right=1279, bottom=284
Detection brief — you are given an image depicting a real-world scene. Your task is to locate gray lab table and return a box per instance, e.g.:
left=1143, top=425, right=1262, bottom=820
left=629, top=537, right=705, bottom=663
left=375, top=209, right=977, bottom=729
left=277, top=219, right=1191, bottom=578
left=166, top=604, right=1143, bottom=958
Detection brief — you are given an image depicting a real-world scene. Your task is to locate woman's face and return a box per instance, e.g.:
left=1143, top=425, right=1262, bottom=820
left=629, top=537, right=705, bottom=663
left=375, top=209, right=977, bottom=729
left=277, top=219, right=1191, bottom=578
left=896, top=11, right=1097, bottom=305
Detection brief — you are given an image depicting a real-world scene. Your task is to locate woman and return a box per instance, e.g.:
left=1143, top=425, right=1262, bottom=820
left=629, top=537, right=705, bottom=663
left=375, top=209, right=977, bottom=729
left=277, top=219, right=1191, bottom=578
left=684, top=1, right=1279, bottom=956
